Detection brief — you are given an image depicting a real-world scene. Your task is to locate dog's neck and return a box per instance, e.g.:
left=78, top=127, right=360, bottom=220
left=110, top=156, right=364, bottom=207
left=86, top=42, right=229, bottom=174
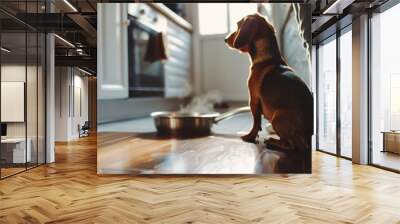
left=249, top=37, right=286, bottom=69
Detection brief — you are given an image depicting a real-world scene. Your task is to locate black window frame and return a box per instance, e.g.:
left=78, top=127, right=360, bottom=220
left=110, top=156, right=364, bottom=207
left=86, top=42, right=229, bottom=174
left=315, top=22, right=353, bottom=161
left=367, top=0, right=400, bottom=173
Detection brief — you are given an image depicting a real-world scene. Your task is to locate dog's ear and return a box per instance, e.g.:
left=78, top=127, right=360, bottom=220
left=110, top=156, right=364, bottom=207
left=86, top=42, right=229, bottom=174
left=233, top=18, right=257, bottom=51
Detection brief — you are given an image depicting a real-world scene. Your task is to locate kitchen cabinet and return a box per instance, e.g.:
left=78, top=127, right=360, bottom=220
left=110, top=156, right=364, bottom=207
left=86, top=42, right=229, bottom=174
left=97, top=3, right=193, bottom=122
left=164, top=20, right=192, bottom=98
left=97, top=4, right=129, bottom=100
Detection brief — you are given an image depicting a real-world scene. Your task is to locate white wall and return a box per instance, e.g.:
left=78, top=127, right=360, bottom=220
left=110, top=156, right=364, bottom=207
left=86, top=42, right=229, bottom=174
left=72, top=74, right=89, bottom=138
left=184, top=3, right=250, bottom=100
left=352, top=14, right=369, bottom=164
left=55, top=67, right=69, bottom=141
left=55, top=67, right=89, bottom=141
left=1, top=63, right=46, bottom=164
left=1, top=82, right=25, bottom=122
left=201, top=38, right=250, bottom=101
left=1, top=65, right=27, bottom=139
left=189, top=2, right=250, bottom=102
left=1, top=65, right=39, bottom=137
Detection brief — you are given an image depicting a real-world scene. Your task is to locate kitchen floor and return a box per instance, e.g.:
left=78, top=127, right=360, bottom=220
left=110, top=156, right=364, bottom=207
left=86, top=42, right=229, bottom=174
left=98, top=113, right=306, bottom=174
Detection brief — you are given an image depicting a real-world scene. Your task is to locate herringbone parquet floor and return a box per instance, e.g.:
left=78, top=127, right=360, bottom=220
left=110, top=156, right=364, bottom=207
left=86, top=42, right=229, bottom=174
left=1, top=135, right=400, bottom=223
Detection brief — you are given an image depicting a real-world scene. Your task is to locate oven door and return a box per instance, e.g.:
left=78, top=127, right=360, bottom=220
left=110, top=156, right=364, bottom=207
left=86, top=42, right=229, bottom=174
left=128, top=16, right=165, bottom=97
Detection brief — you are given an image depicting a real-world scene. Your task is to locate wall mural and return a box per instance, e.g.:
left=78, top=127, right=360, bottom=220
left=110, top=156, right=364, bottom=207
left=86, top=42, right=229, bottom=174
left=97, top=3, right=313, bottom=175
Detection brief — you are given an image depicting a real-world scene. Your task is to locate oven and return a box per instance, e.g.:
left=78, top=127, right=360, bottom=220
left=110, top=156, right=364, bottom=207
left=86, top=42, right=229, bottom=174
left=128, top=15, right=165, bottom=97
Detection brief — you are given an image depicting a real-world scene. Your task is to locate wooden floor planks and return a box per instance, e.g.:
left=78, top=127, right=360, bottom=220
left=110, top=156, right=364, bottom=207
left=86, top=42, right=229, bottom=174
left=0, top=135, right=399, bottom=223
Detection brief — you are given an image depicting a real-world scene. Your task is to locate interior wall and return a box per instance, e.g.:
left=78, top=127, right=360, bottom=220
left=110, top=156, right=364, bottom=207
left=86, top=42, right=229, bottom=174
left=1, top=62, right=45, bottom=169
left=201, top=38, right=250, bottom=101
left=88, top=77, right=97, bottom=132
left=46, top=33, right=56, bottom=163
left=352, top=14, right=369, bottom=164
left=55, top=67, right=89, bottom=141
left=72, top=74, right=89, bottom=138
left=55, top=67, right=69, bottom=141
left=1, top=65, right=37, bottom=138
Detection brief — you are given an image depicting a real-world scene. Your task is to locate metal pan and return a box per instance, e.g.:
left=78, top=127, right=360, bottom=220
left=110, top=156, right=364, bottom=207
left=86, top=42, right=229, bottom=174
left=150, top=106, right=250, bottom=136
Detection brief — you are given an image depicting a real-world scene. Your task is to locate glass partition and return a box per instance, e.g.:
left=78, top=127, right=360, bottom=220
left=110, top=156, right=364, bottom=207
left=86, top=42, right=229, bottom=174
left=1, top=31, right=28, bottom=177
left=317, top=36, right=337, bottom=154
left=339, top=28, right=352, bottom=158
left=38, top=32, right=46, bottom=165
left=27, top=31, right=38, bottom=169
left=370, top=3, right=400, bottom=171
left=0, top=1, right=46, bottom=179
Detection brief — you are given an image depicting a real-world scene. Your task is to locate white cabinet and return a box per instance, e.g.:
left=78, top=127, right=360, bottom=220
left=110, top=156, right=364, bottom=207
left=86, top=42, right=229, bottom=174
left=164, top=21, right=192, bottom=98
left=97, top=4, right=129, bottom=99
left=98, top=3, right=192, bottom=100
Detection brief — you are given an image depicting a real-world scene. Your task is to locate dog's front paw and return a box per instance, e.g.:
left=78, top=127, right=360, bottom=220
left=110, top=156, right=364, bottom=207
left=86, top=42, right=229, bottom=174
left=241, top=133, right=257, bottom=143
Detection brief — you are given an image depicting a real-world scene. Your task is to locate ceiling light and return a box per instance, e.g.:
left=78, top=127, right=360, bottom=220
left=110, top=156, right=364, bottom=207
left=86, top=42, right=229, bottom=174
left=1, top=47, right=11, bottom=53
left=323, top=0, right=342, bottom=14
left=63, top=0, right=78, bottom=12
left=322, top=0, right=353, bottom=15
left=76, top=48, right=86, bottom=56
left=54, top=34, right=75, bottom=48
left=78, top=67, right=93, bottom=76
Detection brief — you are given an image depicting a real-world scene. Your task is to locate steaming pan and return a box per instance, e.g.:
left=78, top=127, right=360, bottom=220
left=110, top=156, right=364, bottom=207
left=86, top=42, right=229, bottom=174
left=150, top=106, right=250, bottom=136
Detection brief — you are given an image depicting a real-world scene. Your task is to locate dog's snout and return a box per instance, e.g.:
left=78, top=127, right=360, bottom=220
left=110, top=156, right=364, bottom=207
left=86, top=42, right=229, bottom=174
left=224, top=38, right=228, bottom=43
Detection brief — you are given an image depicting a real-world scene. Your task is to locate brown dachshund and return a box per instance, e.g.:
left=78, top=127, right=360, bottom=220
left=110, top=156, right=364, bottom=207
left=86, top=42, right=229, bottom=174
left=225, top=13, right=313, bottom=173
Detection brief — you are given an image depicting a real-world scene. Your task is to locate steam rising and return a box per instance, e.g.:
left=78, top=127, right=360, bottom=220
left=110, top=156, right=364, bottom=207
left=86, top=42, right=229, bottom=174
left=180, top=90, right=223, bottom=114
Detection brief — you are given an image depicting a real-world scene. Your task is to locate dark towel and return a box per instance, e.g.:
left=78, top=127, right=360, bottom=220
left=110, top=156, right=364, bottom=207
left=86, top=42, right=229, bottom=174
left=144, top=32, right=168, bottom=63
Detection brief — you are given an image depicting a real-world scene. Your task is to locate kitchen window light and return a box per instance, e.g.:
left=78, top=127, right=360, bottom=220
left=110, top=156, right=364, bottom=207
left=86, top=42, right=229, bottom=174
left=228, top=3, right=258, bottom=32
left=198, top=3, right=258, bottom=36
left=198, top=3, right=228, bottom=35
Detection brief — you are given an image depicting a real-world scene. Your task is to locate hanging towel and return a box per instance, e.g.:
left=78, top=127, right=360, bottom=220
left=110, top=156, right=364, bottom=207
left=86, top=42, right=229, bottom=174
left=144, top=32, right=168, bottom=63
